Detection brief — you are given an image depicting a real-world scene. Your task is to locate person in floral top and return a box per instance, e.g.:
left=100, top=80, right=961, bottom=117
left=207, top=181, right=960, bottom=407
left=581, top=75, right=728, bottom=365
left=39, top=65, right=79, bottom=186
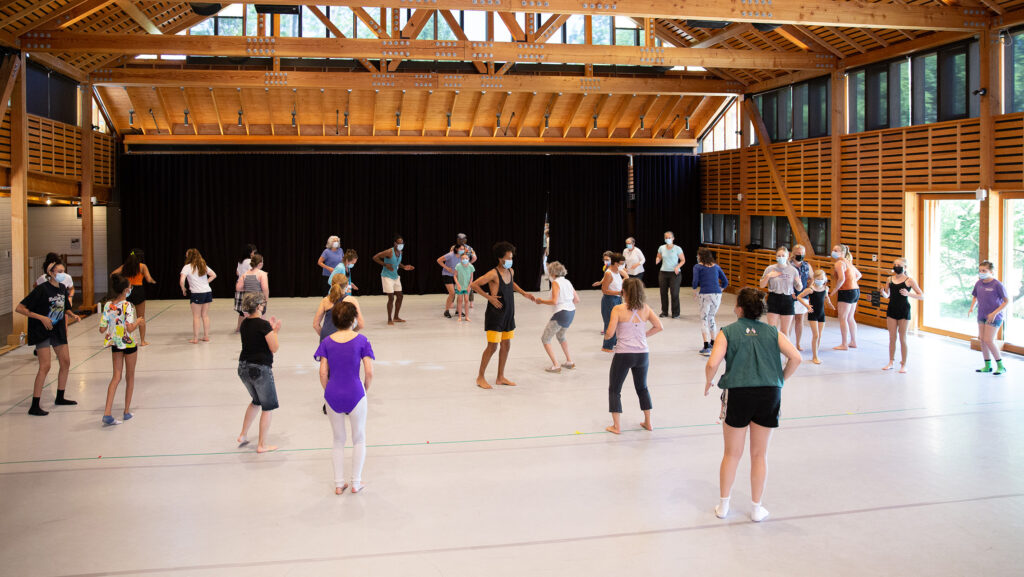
left=98, top=273, right=145, bottom=426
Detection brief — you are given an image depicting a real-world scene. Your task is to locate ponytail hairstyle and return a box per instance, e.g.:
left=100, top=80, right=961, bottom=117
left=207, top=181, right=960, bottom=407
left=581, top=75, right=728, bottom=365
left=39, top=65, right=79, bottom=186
left=184, top=248, right=208, bottom=276
left=123, top=249, right=144, bottom=278
left=42, top=252, right=62, bottom=276
left=249, top=253, right=264, bottom=268
left=328, top=273, right=349, bottom=303
left=621, top=277, right=647, bottom=311
left=838, top=244, right=853, bottom=262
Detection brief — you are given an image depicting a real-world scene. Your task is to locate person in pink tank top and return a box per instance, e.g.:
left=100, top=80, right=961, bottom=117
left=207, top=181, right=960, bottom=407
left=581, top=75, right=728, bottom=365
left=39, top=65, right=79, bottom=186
left=603, top=278, right=664, bottom=434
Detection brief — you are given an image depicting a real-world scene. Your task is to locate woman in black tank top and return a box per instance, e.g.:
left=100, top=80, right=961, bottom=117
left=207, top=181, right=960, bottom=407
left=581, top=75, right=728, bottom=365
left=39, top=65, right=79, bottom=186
left=879, top=258, right=924, bottom=373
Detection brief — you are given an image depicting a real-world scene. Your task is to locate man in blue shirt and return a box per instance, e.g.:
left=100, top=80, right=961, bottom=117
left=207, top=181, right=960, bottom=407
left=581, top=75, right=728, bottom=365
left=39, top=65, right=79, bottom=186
left=655, top=231, right=685, bottom=318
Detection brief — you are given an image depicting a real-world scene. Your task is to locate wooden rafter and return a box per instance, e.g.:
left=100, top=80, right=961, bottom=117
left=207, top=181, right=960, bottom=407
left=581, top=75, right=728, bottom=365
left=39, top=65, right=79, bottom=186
left=561, top=93, right=586, bottom=138
left=604, top=95, right=632, bottom=138
left=90, top=68, right=741, bottom=96
left=493, top=91, right=511, bottom=137
left=31, top=32, right=838, bottom=70
left=497, top=13, right=570, bottom=75
left=749, top=29, right=786, bottom=52
left=0, top=54, right=22, bottom=123
left=419, top=89, right=436, bottom=135
left=585, top=93, right=612, bottom=138
left=497, top=13, right=526, bottom=41
left=648, top=94, right=684, bottom=139
left=209, top=88, right=223, bottom=135
left=0, top=0, right=52, bottom=30
left=389, top=9, right=436, bottom=71
left=123, top=133, right=697, bottom=147
left=792, top=26, right=846, bottom=58
left=121, top=87, right=144, bottom=134
left=352, top=7, right=388, bottom=38
left=264, top=88, right=275, bottom=135
left=859, top=28, right=890, bottom=48
left=689, top=95, right=728, bottom=138
left=439, top=10, right=487, bottom=73
left=152, top=86, right=173, bottom=134
left=742, top=98, right=816, bottom=256
left=444, top=90, right=459, bottom=136
left=825, top=26, right=867, bottom=54
left=369, top=89, right=378, bottom=136
left=115, top=0, right=161, bottom=34
left=978, top=0, right=1004, bottom=14
left=307, top=5, right=377, bottom=72
left=538, top=93, right=559, bottom=137
left=396, top=89, right=407, bottom=136
left=691, top=23, right=755, bottom=48
left=515, top=91, right=535, bottom=137
left=23, top=0, right=116, bottom=32
left=319, top=88, right=327, bottom=135
left=629, top=95, right=659, bottom=138
left=467, top=90, right=487, bottom=136
left=163, top=0, right=983, bottom=31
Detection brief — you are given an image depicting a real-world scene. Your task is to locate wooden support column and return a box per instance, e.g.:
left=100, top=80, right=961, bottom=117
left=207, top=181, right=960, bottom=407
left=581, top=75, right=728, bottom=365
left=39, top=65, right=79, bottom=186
left=8, top=53, right=28, bottom=346
left=830, top=70, right=844, bottom=248
left=738, top=96, right=752, bottom=285
left=978, top=26, right=999, bottom=264
left=80, top=83, right=95, bottom=310
left=743, top=98, right=816, bottom=255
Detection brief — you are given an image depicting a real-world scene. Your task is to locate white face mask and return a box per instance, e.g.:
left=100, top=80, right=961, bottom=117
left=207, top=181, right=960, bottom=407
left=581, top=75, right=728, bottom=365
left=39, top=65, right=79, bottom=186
left=831, top=250, right=842, bottom=259
left=396, top=243, right=405, bottom=251
left=776, top=256, right=788, bottom=265
left=665, top=238, right=674, bottom=245
left=814, top=279, right=826, bottom=286
left=332, top=242, right=340, bottom=249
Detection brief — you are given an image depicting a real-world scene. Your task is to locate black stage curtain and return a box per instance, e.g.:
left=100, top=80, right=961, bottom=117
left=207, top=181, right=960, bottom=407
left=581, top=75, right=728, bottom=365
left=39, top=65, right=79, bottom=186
left=545, top=155, right=629, bottom=292
left=120, top=154, right=555, bottom=298
left=633, top=155, right=701, bottom=287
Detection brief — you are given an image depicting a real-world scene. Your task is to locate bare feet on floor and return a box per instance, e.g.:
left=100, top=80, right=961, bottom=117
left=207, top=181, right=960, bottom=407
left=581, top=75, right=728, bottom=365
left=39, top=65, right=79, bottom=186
left=256, top=445, right=278, bottom=453
left=833, top=345, right=848, bottom=350
left=335, top=483, right=348, bottom=495
left=495, top=377, right=517, bottom=387
left=237, top=436, right=249, bottom=447
left=641, top=421, right=653, bottom=431
left=393, top=317, right=406, bottom=323
left=140, top=341, right=150, bottom=346
left=188, top=338, right=198, bottom=344
left=351, top=483, right=365, bottom=493
left=898, top=365, right=908, bottom=374
left=605, top=425, right=620, bottom=434
left=812, top=357, right=822, bottom=364
left=849, top=342, right=858, bottom=348
left=476, top=376, right=493, bottom=389
left=796, top=346, right=804, bottom=351
left=882, top=362, right=894, bottom=370
left=388, top=320, right=395, bottom=325
left=200, top=336, right=210, bottom=342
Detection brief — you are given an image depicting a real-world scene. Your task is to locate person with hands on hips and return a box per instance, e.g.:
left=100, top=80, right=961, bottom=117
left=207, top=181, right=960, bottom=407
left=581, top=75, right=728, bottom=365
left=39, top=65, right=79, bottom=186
left=655, top=231, right=685, bottom=318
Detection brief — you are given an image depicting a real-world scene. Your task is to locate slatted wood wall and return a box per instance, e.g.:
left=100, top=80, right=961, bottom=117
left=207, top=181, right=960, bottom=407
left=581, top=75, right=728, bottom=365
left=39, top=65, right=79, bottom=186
left=701, top=113, right=1023, bottom=326
left=0, top=113, right=116, bottom=190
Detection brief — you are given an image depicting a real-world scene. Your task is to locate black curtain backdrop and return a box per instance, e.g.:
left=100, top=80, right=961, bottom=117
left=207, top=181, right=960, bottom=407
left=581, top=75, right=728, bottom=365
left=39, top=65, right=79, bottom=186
left=121, top=153, right=648, bottom=299
left=546, top=155, right=630, bottom=291
left=633, top=155, right=701, bottom=287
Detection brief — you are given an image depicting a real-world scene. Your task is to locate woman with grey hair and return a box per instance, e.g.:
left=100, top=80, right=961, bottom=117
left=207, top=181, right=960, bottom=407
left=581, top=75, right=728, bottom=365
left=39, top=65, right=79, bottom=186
left=623, top=237, right=646, bottom=279
left=317, top=235, right=344, bottom=296
left=534, top=261, right=580, bottom=373
left=236, top=292, right=282, bottom=453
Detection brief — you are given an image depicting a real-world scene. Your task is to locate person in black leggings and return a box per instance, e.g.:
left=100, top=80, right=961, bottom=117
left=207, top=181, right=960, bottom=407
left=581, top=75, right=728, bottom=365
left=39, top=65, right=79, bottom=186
left=880, top=258, right=923, bottom=373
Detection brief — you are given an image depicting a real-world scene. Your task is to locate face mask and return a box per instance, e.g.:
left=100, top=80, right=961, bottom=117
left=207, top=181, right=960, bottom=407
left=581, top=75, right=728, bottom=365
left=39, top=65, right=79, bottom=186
left=503, top=259, right=513, bottom=269
left=55, top=272, right=70, bottom=284
left=777, top=257, right=788, bottom=265
left=348, top=263, right=354, bottom=269
left=831, top=251, right=842, bottom=259
left=351, top=319, right=359, bottom=330
left=396, top=243, right=405, bottom=251
left=461, top=258, right=469, bottom=265
left=665, top=238, right=674, bottom=245
left=979, top=272, right=992, bottom=280
left=893, top=266, right=904, bottom=274
left=814, top=279, right=826, bottom=286
left=794, top=254, right=804, bottom=262
left=332, top=242, right=339, bottom=249
left=125, top=287, right=132, bottom=298
left=458, top=249, right=465, bottom=255
left=603, top=260, right=611, bottom=267
left=626, top=244, right=633, bottom=250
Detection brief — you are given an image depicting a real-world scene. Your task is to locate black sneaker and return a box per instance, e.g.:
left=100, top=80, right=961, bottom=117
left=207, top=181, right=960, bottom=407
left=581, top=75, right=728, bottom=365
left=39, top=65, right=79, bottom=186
left=443, top=311, right=452, bottom=318
left=671, top=315, right=680, bottom=319
left=659, top=312, right=668, bottom=318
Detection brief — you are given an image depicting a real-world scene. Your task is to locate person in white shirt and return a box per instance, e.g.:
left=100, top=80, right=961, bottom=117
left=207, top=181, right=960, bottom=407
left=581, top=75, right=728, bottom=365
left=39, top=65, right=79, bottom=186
left=36, top=252, right=75, bottom=309
left=534, top=261, right=581, bottom=373
left=179, top=248, right=217, bottom=344
left=623, top=238, right=646, bottom=279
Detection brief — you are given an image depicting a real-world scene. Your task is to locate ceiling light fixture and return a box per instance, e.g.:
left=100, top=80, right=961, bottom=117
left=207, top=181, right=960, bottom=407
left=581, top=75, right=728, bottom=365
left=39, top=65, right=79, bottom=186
left=128, top=109, right=135, bottom=126
left=684, top=116, right=690, bottom=131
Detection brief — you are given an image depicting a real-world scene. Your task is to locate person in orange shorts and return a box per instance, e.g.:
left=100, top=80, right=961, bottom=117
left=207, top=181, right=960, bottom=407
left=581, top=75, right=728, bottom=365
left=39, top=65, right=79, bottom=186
left=470, top=241, right=536, bottom=389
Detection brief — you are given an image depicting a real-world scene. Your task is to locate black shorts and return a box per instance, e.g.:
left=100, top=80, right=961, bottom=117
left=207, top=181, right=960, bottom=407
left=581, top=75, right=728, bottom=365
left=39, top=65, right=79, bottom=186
left=721, top=386, right=782, bottom=428
left=442, top=276, right=455, bottom=285
left=837, top=289, right=860, bottom=304
left=807, top=307, right=826, bottom=323
left=126, top=285, right=145, bottom=306
left=111, top=346, right=138, bottom=355
left=190, top=292, right=213, bottom=305
left=766, top=292, right=795, bottom=316
left=886, top=309, right=911, bottom=321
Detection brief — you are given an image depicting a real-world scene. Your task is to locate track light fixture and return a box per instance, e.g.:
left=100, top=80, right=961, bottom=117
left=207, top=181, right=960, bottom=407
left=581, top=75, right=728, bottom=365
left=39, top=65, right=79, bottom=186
left=447, top=112, right=452, bottom=128
left=237, top=109, right=243, bottom=127
left=684, top=115, right=690, bottom=131
left=128, top=109, right=135, bottom=126
left=639, top=115, right=645, bottom=130
left=396, top=110, right=401, bottom=128
left=496, top=112, right=501, bottom=129
left=183, top=109, right=189, bottom=127
left=148, top=108, right=157, bottom=130
left=344, top=110, right=349, bottom=129
left=291, top=110, right=296, bottom=127
left=592, top=114, right=598, bottom=130
left=544, top=113, right=550, bottom=129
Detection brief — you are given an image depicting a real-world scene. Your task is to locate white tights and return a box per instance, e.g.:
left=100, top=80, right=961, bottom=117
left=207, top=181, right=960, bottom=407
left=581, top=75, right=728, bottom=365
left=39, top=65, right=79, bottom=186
left=327, top=396, right=367, bottom=487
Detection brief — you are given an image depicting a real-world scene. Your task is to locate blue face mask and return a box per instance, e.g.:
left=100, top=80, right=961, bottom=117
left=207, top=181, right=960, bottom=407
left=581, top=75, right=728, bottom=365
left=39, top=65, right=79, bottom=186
left=979, top=272, right=992, bottom=280
left=831, top=251, right=842, bottom=259
left=776, top=256, right=788, bottom=265
left=626, top=244, right=633, bottom=250
left=458, top=249, right=466, bottom=255
left=461, top=258, right=469, bottom=265
left=396, top=243, right=405, bottom=251
left=503, top=259, right=513, bottom=269
left=54, top=272, right=70, bottom=284
left=814, top=279, right=826, bottom=286
left=125, top=287, right=132, bottom=298
left=603, top=260, right=611, bottom=267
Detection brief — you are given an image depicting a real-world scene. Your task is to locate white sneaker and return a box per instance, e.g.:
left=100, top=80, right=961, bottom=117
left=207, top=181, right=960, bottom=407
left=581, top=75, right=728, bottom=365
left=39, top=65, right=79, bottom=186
left=715, top=503, right=729, bottom=519
left=751, top=504, right=770, bottom=522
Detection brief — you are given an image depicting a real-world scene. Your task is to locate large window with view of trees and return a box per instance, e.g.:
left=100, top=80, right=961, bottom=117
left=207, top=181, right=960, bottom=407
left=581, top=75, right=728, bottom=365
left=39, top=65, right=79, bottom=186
left=753, top=77, right=829, bottom=143
left=1003, top=28, right=1024, bottom=113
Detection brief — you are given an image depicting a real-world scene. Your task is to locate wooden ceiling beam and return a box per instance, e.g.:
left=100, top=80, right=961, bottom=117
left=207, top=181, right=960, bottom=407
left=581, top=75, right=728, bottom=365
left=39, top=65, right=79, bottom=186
left=0, top=54, right=22, bottom=123
left=790, top=26, right=846, bottom=58
left=439, top=10, right=487, bottom=73
left=208, top=87, right=224, bottom=135
left=307, top=5, right=378, bottom=72
left=152, top=86, right=174, bottom=134
left=0, top=0, right=53, bottom=31
left=22, top=0, right=116, bottom=33
left=514, top=91, right=535, bottom=137
left=179, top=87, right=197, bottom=135
left=604, top=94, right=631, bottom=138
left=840, top=29, right=978, bottom=69
left=538, top=92, right=559, bottom=137
left=90, top=68, right=742, bottom=95
left=353, top=7, right=388, bottom=38
left=34, top=32, right=837, bottom=70
left=824, top=26, right=867, bottom=54
left=498, top=13, right=570, bottom=74
left=689, top=95, right=728, bottom=138
left=691, top=23, right=755, bottom=49
left=585, top=93, right=611, bottom=138
left=169, top=0, right=984, bottom=31
left=497, top=13, right=526, bottom=42
left=123, top=133, right=698, bottom=147
left=859, top=28, right=890, bottom=48
left=648, top=94, right=684, bottom=139
left=467, top=90, right=486, bottom=136
left=263, top=87, right=275, bottom=135
left=115, top=0, right=161, bottom=35
left=629, top=94, right=659, bottom=138
left=493, top=91, right=511, bottom=137
left=369, top=88, right=378, bottom=136
left=561, top=93, right=586, bottom=138
left=445, top=90, right=458, bottom=136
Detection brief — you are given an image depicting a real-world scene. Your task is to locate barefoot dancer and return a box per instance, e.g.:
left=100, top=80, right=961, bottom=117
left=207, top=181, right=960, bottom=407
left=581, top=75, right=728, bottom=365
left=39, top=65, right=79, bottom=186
left=704, top=288, right=802, bottom=523
left=829, top=244, right=862, bottom=350
left=236, top=293, right=282, bottom=453
left=880, top=258, right=923, bottom=373
left=315, top=302, right=375, bottom=494
left=99, top=273, right=144, bottom=426
left=535, top=261, right=580, bottom=372
left=471, top=241, right=536, bottom=389
left=373, top=235, right=415, bottom=325
left=179, top=248, right=217, bottom=344
left=796, top=269, right=832, bottom=364
left=604, top=278, right=663, bottom=434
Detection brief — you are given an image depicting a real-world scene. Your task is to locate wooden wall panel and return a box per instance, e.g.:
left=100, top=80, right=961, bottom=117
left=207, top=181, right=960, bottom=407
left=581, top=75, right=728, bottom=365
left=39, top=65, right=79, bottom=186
left=700, top=115, right=996, bottom=326
left=0, top=113, right=115, bottom=193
